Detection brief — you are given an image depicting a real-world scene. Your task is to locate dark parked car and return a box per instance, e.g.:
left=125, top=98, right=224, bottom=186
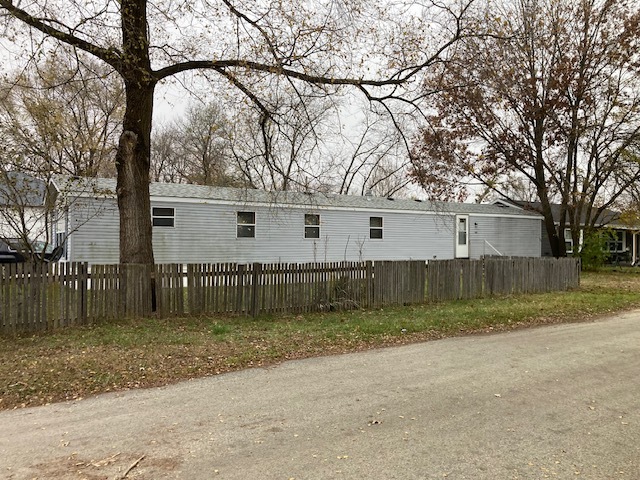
left=0, top=239, right=26, bottom=263
left=0, top=238, right=62, bottom=263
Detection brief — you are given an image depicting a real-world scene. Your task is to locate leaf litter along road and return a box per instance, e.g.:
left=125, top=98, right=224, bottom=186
left=1, top=308, right=640, bottom=479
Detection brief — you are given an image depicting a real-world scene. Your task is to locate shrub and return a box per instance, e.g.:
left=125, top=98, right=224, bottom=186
left=578, top=230, right=609, bottom=270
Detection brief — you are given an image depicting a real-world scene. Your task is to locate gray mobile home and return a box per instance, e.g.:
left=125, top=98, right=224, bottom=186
left=50, top=176, right=542, bottom=264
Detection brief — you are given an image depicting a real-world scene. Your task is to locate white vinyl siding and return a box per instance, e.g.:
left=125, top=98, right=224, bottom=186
left=66, top=198, right=119, bottom=263
left=471, top=216, right=542, bottom=258
left=62, top=197, right=542, bottom=264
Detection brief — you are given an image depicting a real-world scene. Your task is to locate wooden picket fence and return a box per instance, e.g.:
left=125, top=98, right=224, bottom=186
left=0, top=262, right=89, bottom=332
left=427, top=257, right=581, bottom=302
left=0, top=260, right=425, bottom=334
left=0, top=257, right=580, bottom=334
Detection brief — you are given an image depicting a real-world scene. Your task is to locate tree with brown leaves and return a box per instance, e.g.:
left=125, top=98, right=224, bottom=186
left=411, top=0, right=640, bottom=257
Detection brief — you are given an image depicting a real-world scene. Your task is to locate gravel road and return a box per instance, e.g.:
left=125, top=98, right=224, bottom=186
left=2, top=310, right=640, bottom=479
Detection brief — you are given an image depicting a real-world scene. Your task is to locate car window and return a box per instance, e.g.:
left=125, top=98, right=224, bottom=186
left=6, top=239, right=24, bottom=251
left=32, top=240, right=54, bottom=254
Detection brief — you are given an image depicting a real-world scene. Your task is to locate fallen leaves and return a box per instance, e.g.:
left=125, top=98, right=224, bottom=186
left=91, top=452, right=121, bottom=468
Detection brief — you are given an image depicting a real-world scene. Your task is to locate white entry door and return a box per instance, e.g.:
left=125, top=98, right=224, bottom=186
left=455, top=215, right=469, bottom=258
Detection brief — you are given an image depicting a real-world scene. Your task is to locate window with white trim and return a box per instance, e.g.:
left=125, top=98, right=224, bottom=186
left=564, top=228, right=573, bottom=254
left=305, top=214, right=320, bottom=239
left=457, top=216, right=468, bottom=245
left=152, top=207, right=175, bottom=227
left=370, top=216, right=383, bottom=239
left=237, top=211, right=256, bottom=238
left=607, top=231, right=624, bottom=252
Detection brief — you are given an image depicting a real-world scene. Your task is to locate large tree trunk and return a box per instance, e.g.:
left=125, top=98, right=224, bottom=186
left=539, top=196, right=561, bottom=258
left=115, top=82, right=155, bottom=265
left=532, top=118, right=564, bottom=258
left=115, top=0, right=155, bottom=265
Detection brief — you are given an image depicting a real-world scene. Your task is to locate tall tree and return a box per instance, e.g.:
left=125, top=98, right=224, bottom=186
left=177, top=103, right=237, bottom=186
left=228, top=92, right=413, bottom=195
left=149, top=122, right=182, bottom=184
left=228, top=88, right=337, bottom=191
left=1, top=0, right=473, bottom=264
left=331, top=108, right=411, bottom=197
left=151, top=102, right=239, bottom=186
left=411, top=0, right=640, bottom=256
left=153, top=96, right=411, bottom=196
left=0, top=53, right=124, bottom=177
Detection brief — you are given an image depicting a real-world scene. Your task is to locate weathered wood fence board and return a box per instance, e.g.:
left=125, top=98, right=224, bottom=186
left=427, top=257, right=580, bottom=302
left=0, top=262, right=89, bottom=333
left=0, top=260, right=427, bottom=333
left=0, top=258, right=580, bottom=334
left=484, top=257, right=580, bottom=296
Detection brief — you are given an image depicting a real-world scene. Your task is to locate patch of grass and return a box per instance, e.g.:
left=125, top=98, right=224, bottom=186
left=1, top=269, right=640, bottom=410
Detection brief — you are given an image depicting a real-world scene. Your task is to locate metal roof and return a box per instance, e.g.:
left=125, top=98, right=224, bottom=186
left=52, top=175, right=542, bottom=218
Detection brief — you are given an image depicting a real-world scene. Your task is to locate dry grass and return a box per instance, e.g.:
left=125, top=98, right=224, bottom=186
left=1, top=268, right=639, bottom=411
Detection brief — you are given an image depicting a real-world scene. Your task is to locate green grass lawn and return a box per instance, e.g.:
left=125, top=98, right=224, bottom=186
left=1, top=268, right=639, bottom=410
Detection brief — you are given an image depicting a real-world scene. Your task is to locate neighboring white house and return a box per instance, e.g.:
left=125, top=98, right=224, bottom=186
left=49, top=176, right=543, bottom=265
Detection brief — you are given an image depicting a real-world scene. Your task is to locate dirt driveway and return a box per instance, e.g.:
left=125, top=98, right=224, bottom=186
left=2, top=310, right=640, bottom=479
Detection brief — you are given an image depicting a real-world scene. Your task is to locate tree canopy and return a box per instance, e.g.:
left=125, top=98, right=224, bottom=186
left=0, top=53, right=123, bottom=178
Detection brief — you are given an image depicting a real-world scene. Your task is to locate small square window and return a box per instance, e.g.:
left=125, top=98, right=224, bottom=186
left=152, top=207, right=175, bottom=227
left=370, top=216, right=383, bottom=239
left=237, top=211, right=256, bottom=238
left=305, top=214, right=320, bottom=239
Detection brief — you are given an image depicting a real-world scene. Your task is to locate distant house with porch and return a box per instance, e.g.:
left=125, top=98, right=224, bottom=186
left=493, top=199, right=640, bottom=264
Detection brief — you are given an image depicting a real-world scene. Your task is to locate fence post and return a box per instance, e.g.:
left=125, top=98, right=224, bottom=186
left=78, top=262, right=89, bottom=324
left=186, top=264, right=195, bottom=314
left=365, top=261, right=373, bottom=308
left=119, top=264, right=127, bottom=318
left=236, top=263, right=245, bottom=313
left=251, top=262, right=262, bottom=317
left=150, top=265, right=157, bottom=313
